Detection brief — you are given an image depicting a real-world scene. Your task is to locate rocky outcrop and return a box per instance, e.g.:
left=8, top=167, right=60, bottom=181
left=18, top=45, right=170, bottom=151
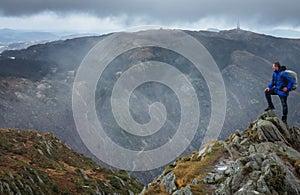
left=143, top=111, right=300, bottom=194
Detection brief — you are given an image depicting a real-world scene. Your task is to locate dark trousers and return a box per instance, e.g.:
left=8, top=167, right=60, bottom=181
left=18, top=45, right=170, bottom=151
left=265, top=88, right=288, bottom=116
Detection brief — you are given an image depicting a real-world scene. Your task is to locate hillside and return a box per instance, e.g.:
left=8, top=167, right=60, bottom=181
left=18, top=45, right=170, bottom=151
left=0, top=128, right=143, bottom=194
left=143, top=111, right=300, bottom=194
left=0, top=29, right=300, bottom=183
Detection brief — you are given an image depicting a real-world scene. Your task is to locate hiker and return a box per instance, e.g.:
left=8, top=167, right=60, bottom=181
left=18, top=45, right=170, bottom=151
left=264, top=61, right=294, bottom=123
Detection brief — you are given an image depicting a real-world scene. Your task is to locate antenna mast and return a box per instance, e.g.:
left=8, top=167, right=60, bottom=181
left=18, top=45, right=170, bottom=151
left=237, top=18, right=240, bottom=30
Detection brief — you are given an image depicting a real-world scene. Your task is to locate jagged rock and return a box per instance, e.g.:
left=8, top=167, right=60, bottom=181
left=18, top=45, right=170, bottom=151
left=257, top=175, right=271, bottom=194
left=95, top=186, right=102, bottom=195
left=80, top=168, right=89, bottom=180
left=295, top=160, right=300, bottom=174
left=257, top=110, right=276, bottom=119
left=192, top=178, right=199, bottom=185
left=128, top=189, right=134, bottom=195
left=160, top=172, right=177, bottom=194
left=203, top=172, right=224, bottom=184
left=17, top=180, right=24, bottom=188
left=265, top=117, right=291, bottom=138
left=249, top=171, right=261, bottom=181
left=8, top=172, right=14, bottom=179
left=221, top=141, right=240, bottom=159
left=114, top=176, right=125, bottom=186
left=213, top=112, right=300, bottom=195
left=255, top=142, right=300, bottom=162
left=37, top=148, right=44, bottom=155
left=3, top=182, right=11, bottom=193
left=25, top=184, right=33, bottom=194
left=240, top=138, right=248, bottom=145
left=42, top=140, right=53, bottom=155
left=236, top=180, right=255, bottom=194
left=172, top=184, right=192, bottom=195
left=289, top=127, right=300, bottom=150
left=215, top=177, right=232, bottom=195
left=198, top=142, right=214, bottom=159
left=144, top=112, right=300, bottom=194
left=254, top=119, right=289, bottom=144
left=0, top=181, right=3, bottom=192
left=245, top=161, right=259, bottom=171
left=36, top=175, right=44, bottom=184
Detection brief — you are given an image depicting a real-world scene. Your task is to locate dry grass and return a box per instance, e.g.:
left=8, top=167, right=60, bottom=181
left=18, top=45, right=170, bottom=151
left=144, top=141, right=227, bottom=195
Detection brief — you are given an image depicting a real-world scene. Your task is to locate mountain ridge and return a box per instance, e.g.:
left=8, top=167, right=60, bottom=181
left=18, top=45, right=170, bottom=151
left=0, top=128, right=143, bottom=194
left=0, top=28, right=300, bottom=184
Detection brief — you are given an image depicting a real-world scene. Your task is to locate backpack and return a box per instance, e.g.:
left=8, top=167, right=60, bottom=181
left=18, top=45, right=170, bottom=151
left=281, top=69, right=298, bottom=90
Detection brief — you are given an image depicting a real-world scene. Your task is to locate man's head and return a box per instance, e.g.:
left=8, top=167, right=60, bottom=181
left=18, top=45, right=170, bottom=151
left=272, top=61, right=281, bottom=70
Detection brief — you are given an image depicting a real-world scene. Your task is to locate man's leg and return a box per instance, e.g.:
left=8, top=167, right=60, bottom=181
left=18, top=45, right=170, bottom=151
left=279, top=95, right=288, bottom=123
left=265, top=88, right=276, bottom=111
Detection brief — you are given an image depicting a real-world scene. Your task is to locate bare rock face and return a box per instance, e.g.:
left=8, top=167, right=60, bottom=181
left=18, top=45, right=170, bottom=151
left=212, top=111, right=300, bottom=195
left=143, top=111, right=300, bottom=194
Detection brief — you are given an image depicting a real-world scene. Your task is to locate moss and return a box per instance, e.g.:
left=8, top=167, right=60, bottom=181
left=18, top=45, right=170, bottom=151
left=109, top=177, right=122, bottom=189
left=275, top=150, right=297, bottom=165
left=247, top=128, right=259, bottom=141
left=294, top=160, right=300, bottom=174
left=72, top=177, right=85, bottom=186
left=52, top=185, right=59, bottom=193
left=0, top=136, right=12, bottom=148
left=143, top=183, right=169, bottom=195
left=115, top=170, right=129, bottom=181
left=265, top=164, right=286, bottom=194
left=225, top=134, right=235, bottom=143
left=238, top=157, right=247, bottom=165
left=241, top=165, right=253, bottom=175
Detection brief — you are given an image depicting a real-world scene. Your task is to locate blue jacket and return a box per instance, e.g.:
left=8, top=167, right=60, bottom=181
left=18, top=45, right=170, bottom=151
left=267, top=69, right=294, bottom=97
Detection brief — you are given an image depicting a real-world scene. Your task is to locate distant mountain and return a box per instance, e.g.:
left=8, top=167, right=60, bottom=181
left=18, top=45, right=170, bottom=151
left=0, top=29, right=300, bottom=184
left=0, top=29, right=100, bottom=53
left=143, top=111, right=300, bottom=194
left=60, top=33, right=100, bottom=40
left=206, top=28, right=220, bottom=32
left=0, top=41, right=52, bottom=53
left=0, top=29, right=60, bottom=53
left=0, top=128, right=143, bottom=194
left=264, top=29, right=300, bottom=39
left=0, top=29, right=59, bottom=45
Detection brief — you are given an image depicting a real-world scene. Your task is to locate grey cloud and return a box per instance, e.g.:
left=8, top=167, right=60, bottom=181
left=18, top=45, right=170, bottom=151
left=0, top=0, right=300, bottom=27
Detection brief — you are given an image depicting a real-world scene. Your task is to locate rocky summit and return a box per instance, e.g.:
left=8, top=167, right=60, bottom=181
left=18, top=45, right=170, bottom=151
left=143, top=111, right=300, bottom=195
left=0, top=128, right=143, bottom=194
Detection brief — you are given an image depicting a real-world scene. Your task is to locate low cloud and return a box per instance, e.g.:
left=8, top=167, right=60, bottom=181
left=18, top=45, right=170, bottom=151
left=0, top=0, right=299, bottom=36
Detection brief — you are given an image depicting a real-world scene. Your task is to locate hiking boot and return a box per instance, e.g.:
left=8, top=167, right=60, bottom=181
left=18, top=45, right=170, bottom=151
left=282, top=116, right=287, bottom=124
left=264, top=106, right=275, bottom=111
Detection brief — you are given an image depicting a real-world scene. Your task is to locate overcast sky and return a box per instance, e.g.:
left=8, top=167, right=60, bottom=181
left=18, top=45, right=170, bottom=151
left=1, top=0, right=300, bottom=37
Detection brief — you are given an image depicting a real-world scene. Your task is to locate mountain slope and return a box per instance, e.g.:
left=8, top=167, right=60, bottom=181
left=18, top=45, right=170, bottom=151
left=0, top=29, right=300, bottom=184
left=0, top=128, right=143, bottom=194
left=143, top=111, right=300, bottom=194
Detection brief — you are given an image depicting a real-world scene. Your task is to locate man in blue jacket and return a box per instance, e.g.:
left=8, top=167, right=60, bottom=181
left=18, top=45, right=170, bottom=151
left=264, top=61, right=294, bottom=123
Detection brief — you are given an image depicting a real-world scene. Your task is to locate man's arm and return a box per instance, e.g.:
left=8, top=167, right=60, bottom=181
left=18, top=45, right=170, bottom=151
left=265, top=74, right=274, bottom=91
